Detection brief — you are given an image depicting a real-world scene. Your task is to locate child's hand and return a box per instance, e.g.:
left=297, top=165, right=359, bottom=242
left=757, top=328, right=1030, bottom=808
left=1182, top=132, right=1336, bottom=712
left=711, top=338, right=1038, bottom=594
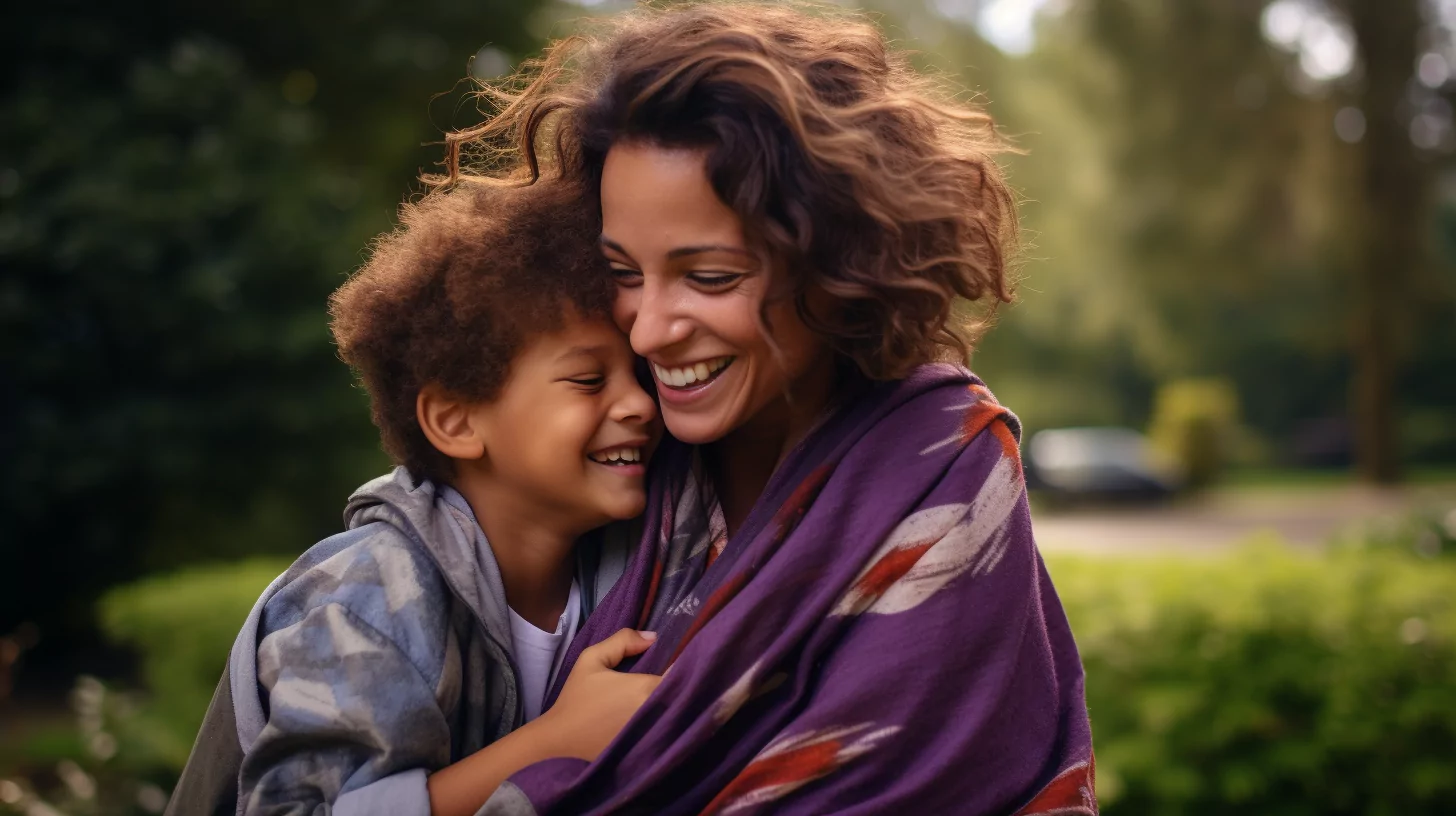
left=427, top=630, right=662, bottom=815
left=539, top=628, right=662, bottom=761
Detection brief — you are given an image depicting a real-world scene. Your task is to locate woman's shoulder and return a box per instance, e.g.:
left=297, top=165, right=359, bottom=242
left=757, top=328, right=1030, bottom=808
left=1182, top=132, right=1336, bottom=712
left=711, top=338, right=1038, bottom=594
left=828, top=363, right=1023, bottom=478
left=859, top=363, right=1020, bottom=438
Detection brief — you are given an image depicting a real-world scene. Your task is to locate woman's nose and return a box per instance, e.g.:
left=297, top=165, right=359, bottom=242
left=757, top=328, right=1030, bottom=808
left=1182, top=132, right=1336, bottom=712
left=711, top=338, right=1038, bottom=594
left=629, top=282, right=692, bottom=356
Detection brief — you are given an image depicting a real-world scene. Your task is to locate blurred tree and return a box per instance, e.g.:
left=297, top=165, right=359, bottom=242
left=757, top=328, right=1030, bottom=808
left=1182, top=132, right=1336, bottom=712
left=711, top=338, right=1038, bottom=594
left=894, top=0, right=1455, bottom=475
left=905, top=0, right=1355, bottom=441
left=0, top=0, right=551, bottom=657
left=4, top=0, right=1455, bottom=663
left=1342, top=0, right=1422, bottom=484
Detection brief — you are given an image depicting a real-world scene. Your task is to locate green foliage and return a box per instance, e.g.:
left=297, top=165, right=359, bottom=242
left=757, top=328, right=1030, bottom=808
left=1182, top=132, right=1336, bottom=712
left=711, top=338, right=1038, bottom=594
left=894, top=0, right=1456, bottom=464
left=1147, top=378, right=1242, bottom=489
left=0, top=678, right=176, bottom=815
left=2, top=561, right=285, bottom=814
left=1047, top=543, right=1456, bottom=814
left=0, top=0, right=545, bottom=646
left=1332, top=506, right=1456, bottom=561
left=29, top=531, right=1451, bottom=815
left=96, top=559, right=290, bottom=767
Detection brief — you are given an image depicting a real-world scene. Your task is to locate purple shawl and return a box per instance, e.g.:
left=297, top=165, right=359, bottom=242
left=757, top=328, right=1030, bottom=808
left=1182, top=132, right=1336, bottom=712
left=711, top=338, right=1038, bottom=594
left=489, top=364, right=1095, bottom=815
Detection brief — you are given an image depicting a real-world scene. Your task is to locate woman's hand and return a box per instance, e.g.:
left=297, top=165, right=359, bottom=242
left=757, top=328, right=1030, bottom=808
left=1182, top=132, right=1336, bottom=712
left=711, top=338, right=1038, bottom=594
left=538, top=628, right=663, bottom=761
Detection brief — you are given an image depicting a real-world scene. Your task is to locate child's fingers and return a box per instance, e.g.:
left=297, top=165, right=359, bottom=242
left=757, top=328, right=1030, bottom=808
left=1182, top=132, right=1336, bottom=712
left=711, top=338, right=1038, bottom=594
left=581, top=628, right=658, bottom=670
left=623, top=672, right=663, bottom=703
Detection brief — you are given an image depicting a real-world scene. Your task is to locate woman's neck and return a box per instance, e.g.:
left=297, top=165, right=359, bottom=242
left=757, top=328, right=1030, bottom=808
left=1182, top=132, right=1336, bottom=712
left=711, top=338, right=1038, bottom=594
left=451, top=469, right=578, bottom=631
left=705, top=358, right=840, bottom=536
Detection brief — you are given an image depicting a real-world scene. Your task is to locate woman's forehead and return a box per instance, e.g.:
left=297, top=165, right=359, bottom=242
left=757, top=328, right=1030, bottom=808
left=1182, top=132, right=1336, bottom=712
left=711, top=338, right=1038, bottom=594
left=600, top=144, right=745, bottom=250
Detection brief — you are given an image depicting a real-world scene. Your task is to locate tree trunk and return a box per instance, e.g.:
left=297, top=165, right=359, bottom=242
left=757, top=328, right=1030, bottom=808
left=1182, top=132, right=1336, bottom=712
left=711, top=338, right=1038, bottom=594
left=1346, top=0, right=1422, bottom=484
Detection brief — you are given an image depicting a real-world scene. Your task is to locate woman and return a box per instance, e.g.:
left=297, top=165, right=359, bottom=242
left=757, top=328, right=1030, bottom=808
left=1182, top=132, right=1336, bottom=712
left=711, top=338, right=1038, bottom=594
left=459, top=3, right=1095, bottom=813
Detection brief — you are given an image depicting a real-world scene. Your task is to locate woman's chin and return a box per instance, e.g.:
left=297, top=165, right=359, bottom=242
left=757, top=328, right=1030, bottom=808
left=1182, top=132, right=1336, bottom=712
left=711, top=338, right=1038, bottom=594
left=662, top=412, right=734, bottom=446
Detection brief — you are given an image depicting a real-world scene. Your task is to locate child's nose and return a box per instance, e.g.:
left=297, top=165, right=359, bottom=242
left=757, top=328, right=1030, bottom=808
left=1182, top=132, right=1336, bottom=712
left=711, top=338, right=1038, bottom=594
left=613, top=378, right=658, bottom=426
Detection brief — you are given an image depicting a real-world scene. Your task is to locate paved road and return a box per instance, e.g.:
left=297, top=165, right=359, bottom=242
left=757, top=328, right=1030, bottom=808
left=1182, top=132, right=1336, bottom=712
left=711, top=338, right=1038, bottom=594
left=1031, top=483, right=1456, bottom=554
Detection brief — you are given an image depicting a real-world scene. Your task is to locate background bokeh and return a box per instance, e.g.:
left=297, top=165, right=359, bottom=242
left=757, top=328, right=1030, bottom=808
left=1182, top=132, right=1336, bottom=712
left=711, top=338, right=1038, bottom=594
left=3, top=0, right=1454, bottom=813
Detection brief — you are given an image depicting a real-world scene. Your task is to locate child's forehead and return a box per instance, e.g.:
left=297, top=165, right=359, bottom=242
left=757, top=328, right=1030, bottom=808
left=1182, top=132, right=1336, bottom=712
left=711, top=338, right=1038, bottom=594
left=522, top=311, right=632, bottom=363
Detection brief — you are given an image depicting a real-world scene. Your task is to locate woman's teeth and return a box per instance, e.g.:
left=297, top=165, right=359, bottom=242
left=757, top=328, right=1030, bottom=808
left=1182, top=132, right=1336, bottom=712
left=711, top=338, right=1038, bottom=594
left=589, top=447, right=643, bottom=465
left=652, top=356, right=733, bottom=388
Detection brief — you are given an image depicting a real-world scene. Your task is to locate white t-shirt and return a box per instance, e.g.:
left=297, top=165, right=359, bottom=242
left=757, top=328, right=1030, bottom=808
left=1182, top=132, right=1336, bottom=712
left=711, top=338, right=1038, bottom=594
left=507, top=581, right=582, bottom=722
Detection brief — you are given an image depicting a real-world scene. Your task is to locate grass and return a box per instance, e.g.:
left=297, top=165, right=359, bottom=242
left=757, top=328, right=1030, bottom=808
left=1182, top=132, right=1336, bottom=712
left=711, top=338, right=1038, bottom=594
left=1221, top=466, right=1456, bottom=491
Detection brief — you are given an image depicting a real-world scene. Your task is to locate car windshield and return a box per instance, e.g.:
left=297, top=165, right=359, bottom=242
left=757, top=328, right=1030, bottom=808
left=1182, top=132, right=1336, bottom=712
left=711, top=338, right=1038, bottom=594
left=1029, top=428, right=1154, bottom=472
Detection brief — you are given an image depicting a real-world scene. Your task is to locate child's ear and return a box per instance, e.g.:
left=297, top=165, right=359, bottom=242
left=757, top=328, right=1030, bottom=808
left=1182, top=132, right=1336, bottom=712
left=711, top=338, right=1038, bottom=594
left=417, top=384, right=487, bottom=462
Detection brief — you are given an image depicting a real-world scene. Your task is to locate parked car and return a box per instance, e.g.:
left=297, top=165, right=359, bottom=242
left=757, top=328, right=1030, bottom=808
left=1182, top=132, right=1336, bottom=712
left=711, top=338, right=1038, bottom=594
left=1024, top=427, right=1183, bottom=504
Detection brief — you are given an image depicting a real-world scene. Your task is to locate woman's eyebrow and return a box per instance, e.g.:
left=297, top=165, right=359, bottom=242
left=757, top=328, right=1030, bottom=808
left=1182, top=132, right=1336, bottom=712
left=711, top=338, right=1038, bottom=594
left=666, top=244, right=752, bottom=260
left=599, top=236, right=633, bottom=258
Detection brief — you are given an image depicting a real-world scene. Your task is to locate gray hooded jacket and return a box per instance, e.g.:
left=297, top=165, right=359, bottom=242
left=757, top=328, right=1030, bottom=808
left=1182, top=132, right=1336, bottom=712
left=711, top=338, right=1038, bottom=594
left=165, top=468, right=630, bottom=816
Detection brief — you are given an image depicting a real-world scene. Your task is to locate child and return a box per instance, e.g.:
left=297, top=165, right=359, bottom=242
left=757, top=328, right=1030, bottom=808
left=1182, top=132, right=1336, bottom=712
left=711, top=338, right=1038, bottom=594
left=165, top=179, right=662, bottom=816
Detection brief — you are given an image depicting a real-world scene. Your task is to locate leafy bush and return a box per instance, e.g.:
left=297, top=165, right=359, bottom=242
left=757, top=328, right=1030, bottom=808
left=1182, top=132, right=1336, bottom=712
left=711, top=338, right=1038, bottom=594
left=1147, top=378, right=1242, bottom=489
left=96, top=559, right=290, bottom=770
left=1, top=561, right=284, bottom=814
left=23, top=535, right=1455, bottom=814
left=1047, top=542, right=1456, bottom=815
left=1332, top=505, right=1456, bottom=561
left=0, top=677, right=176, bottom=815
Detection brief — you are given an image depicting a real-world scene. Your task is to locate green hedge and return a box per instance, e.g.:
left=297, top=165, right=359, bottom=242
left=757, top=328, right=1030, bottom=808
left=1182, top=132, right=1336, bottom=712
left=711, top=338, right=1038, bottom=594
left=80, top=544, right=1456, bottom=814
left=97, top=558, right=289, bottom=769
left=1046, top=543, right=1456, bottom=814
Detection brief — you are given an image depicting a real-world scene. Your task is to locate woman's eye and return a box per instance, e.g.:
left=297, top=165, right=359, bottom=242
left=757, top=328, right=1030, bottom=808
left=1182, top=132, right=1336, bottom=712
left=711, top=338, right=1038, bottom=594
left=688, top=271, right=743, bottom=288
left=610, top=265, right=643, bottom=287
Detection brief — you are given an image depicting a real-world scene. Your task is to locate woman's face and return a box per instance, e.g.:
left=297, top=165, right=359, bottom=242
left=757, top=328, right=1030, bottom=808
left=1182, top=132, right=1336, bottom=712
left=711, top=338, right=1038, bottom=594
left=600, top=143, right=830, bottom=446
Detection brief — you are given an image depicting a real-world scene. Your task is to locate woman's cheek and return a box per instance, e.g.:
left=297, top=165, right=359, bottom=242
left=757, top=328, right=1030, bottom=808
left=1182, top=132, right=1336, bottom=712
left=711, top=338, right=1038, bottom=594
left=612, top=290, right=638, bottom=335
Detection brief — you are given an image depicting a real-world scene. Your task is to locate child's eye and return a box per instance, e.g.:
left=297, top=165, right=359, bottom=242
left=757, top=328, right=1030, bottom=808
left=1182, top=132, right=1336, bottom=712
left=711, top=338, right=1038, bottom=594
left=567, top=376, right=605, bottom=389
left=688, top=270, right=743, bottom=288
left=610, top=265, right=643, bottom=287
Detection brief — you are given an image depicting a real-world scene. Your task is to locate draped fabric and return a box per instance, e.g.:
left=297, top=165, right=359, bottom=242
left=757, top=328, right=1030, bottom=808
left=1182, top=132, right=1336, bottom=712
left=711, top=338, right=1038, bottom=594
left=493, top=364, right=1095, bottom=815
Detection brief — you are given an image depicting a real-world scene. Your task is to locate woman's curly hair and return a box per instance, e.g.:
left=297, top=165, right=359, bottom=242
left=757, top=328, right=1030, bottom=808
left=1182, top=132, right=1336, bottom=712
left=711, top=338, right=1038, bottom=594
left=330, top=180, right=612, bottom=483
left=439, top=0, right=1018, bottom=379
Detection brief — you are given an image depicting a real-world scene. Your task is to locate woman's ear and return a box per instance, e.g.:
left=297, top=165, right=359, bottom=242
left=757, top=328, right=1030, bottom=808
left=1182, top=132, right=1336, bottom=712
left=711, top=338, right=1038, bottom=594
left=417, top=384, right=488, bottom=462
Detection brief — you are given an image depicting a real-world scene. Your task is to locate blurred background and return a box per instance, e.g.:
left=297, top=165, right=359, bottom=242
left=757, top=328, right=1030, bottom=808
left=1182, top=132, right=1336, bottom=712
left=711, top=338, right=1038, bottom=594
left=2, top=0, right=1454, bottom=812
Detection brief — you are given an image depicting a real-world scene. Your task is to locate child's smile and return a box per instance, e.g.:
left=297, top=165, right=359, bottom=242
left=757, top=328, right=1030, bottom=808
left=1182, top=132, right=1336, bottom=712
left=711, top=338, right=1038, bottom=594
left=587, top=444, right=648, bottom=476
left=464, top=313, right=660, bottom=533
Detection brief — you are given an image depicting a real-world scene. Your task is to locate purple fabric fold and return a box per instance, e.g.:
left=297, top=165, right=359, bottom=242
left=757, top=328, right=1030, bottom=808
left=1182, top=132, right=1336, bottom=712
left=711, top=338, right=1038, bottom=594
left=507, top=364, right=1095, bottom=815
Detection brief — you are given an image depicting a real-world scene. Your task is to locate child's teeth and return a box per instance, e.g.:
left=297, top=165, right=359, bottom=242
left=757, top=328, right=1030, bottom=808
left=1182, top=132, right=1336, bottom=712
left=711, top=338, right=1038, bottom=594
left=592, top=447, right=642, bottom=464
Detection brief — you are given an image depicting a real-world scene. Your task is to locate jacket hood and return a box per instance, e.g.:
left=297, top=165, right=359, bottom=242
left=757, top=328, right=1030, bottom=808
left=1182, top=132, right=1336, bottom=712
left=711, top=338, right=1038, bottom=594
left=344, top=467, right=514, bottom=645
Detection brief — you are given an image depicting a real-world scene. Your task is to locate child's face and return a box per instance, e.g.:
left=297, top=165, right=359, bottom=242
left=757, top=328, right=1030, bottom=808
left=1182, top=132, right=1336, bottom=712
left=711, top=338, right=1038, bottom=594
left=471, top=314, right=659, bottom=531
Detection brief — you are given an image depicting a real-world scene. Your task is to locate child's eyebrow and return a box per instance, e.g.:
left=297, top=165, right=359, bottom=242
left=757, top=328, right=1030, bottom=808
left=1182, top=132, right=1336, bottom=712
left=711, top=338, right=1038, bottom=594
left=556, top=345, right=609, bottom=363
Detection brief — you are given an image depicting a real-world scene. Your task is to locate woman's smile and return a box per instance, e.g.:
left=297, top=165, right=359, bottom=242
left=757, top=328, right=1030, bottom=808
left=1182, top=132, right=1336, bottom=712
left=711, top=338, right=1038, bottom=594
left=650, top=356, right=735, bottom=404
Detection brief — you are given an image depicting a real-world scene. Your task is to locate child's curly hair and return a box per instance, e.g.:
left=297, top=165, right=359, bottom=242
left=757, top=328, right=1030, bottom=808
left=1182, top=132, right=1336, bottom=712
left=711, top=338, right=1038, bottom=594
left=330, top=180, right=612, bottom=483
left=440, top=0, right=1017, bottom=379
